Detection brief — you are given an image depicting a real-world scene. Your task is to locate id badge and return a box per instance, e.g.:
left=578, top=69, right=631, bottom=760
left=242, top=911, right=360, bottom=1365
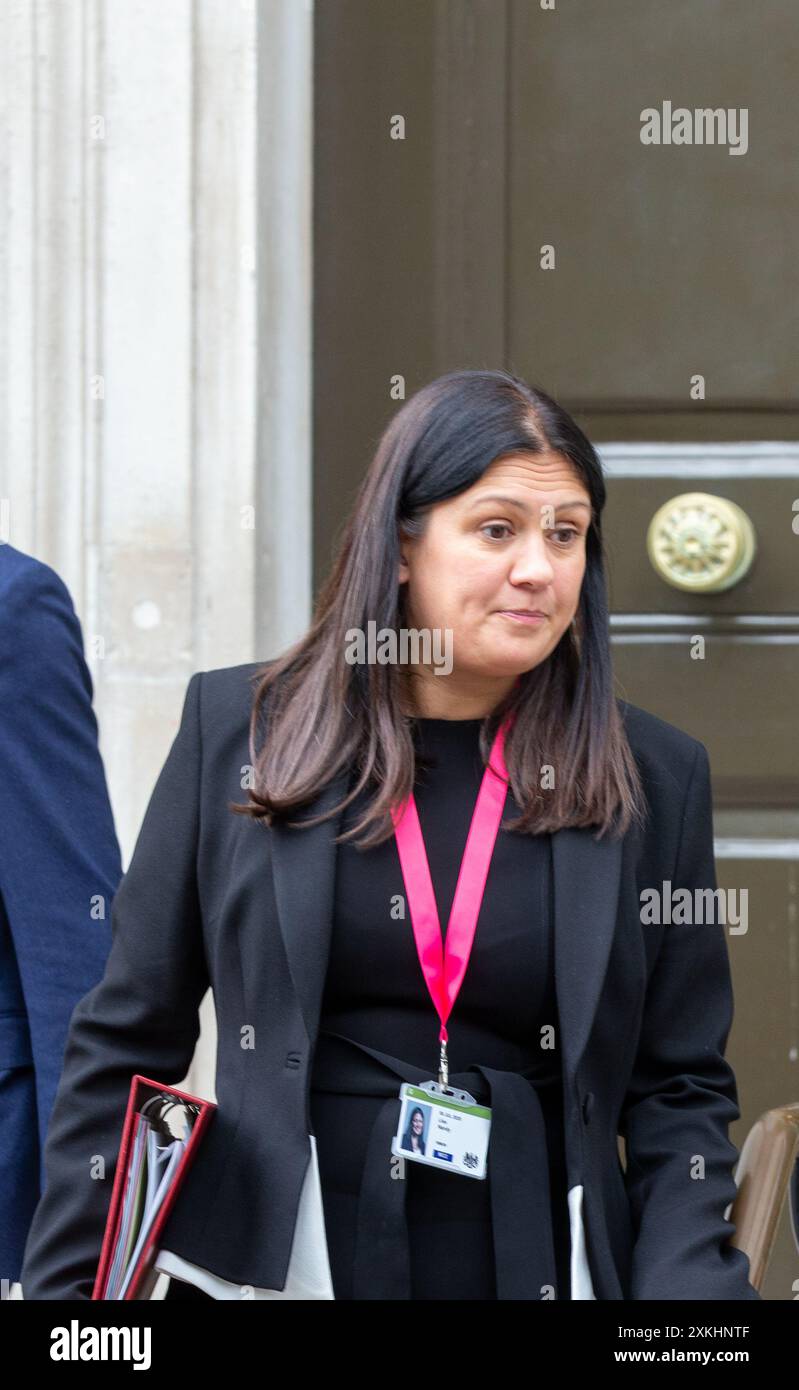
left=391, top=1081, right=491, bottom=1179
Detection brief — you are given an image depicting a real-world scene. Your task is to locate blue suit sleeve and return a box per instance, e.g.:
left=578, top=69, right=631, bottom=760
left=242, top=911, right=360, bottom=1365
left=0, top=557, right=122, bottom=1185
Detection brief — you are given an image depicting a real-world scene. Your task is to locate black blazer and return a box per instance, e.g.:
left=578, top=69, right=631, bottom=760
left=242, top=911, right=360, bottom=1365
left=20, top=661, right=761, bottom=1300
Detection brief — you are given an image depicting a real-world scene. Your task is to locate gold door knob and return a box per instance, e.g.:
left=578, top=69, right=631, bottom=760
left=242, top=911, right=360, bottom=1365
left=646, top=492, right=757, bottom=593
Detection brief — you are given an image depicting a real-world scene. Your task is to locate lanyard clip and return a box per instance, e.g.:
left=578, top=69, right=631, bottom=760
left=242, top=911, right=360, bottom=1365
left=438, top=1037, right=449, bottom=1090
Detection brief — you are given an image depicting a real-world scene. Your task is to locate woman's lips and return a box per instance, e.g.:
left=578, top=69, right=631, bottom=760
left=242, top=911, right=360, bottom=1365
left=497, top=610, right=548, bottom=625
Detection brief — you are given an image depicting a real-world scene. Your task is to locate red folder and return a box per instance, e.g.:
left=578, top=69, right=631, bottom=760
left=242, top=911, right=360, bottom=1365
left=92, top=1073, right=217, bottom=1301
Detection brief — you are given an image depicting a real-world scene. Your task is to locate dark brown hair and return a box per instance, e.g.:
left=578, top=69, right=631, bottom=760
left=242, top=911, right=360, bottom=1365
left=231, top=368, right=647, bottom=848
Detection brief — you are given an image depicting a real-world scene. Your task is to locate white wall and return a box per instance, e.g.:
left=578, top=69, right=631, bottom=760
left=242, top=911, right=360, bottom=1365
left=0, top=0, right=314, bottom=1212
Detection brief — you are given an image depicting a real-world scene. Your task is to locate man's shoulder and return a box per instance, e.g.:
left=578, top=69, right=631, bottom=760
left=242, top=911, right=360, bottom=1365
left=0, top=543, right=76, bottom=622
left=0, top=545, right=87, bottom=695
left=0, top=542, right=49, bottom=589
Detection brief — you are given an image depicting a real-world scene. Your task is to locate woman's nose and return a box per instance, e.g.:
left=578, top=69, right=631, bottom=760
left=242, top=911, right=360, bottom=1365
left=507, top=532, right=556, bottom=585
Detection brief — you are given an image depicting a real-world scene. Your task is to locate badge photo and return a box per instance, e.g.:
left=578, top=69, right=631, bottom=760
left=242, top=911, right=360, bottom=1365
left=391, top=1082, right=492, bottom=1179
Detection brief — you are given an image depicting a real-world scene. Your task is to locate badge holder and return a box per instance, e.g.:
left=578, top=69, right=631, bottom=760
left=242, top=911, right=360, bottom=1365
left=419, top=1079, right=477, bottom=1107
left=391, top=1039, right=492, bottom=1180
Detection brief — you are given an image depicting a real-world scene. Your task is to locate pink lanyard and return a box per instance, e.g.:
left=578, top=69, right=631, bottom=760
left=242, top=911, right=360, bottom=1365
left=390, top=716, right=512, bottom=1087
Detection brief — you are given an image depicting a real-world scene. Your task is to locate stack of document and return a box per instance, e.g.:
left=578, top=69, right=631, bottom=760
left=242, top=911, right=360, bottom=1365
left=104, top=1110, right=188, bottom=1299
left=93, top=1075, right=216, bottom=1301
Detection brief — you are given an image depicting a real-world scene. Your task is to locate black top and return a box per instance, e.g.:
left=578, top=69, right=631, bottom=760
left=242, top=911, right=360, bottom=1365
left=309, top=715, right=571, bottom=1299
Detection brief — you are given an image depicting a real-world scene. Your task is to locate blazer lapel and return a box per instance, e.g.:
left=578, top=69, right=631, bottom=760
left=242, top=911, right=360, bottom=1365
left=271, top=774, right=624, bottom=1085
left=551, top=827, right=624, bottom=1081
left=270, top=768, right=350, bottom=1047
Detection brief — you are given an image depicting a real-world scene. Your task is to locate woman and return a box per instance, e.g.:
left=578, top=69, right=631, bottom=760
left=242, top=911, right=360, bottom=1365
left=400, top=1108, right=428, bottom=1157
left=20, top=369, right=760, bottom=1301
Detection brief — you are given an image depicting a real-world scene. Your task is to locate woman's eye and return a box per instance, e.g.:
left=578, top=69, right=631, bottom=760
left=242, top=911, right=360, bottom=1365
left=479, top=522, right=581, bottom=544
left=480, top=522, right=580, bottom=544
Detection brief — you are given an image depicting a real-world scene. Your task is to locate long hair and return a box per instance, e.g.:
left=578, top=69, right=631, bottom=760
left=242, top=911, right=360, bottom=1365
left=401, top=1107, right=427, bottom=1154
left=231, top=368, right=647, bottom=848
